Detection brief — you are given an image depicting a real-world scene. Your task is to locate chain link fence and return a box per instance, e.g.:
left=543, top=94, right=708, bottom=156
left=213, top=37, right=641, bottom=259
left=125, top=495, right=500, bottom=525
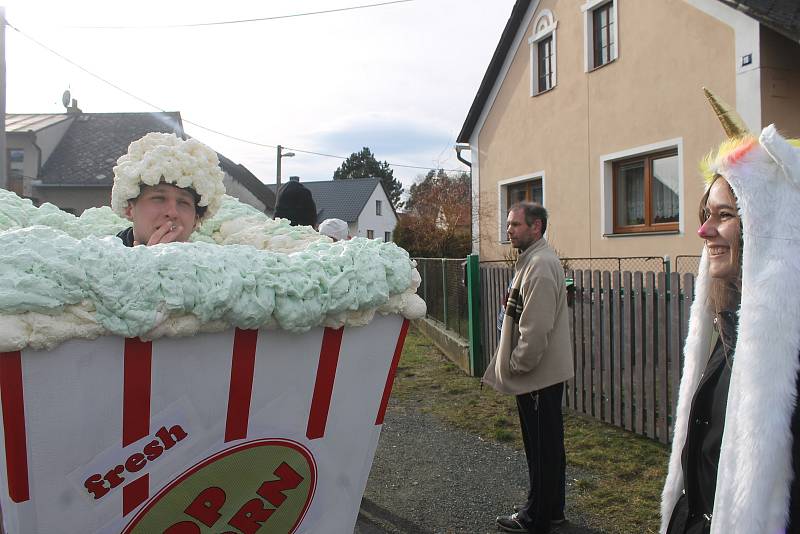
left=675, top=255, right=701, bottom=275
left=481, top=256, right=670, bottom=273
left=414, top=258, right=470, bottom=340
left=561, top=256, right=667, bottom=272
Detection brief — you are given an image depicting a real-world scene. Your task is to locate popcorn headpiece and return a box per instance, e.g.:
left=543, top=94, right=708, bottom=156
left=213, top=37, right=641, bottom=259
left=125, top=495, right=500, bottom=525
left=111, top=132, right=227, bottom=221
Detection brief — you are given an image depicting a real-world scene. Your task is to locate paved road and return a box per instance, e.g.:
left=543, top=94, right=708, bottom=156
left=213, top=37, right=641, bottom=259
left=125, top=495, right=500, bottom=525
left=354, top=400, right=602, bottom=534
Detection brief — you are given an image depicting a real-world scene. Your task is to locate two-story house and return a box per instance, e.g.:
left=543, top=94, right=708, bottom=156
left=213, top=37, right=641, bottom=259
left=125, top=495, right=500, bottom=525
left=458, top=0, right=800, bottom=265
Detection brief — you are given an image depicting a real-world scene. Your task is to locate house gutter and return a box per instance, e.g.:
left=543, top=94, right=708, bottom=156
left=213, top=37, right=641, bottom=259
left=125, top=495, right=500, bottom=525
left=454, top=143, right=472, bottom=168
left=29, top=131, right=42, bottom=173
left=30, top=132, right=43, bottom=198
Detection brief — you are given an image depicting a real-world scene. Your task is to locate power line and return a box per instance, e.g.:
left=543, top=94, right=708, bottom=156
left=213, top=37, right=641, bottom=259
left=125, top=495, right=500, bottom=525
left=63, top=1, right=414, bottom=30
left=6, top=20, right=165, bottom=112
left=6, top=19, right=467, bottom=174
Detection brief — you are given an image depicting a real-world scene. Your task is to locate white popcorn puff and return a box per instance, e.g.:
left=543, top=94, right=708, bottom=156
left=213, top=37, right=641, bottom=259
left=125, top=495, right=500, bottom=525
left=0, top=180, right=427, bottom=351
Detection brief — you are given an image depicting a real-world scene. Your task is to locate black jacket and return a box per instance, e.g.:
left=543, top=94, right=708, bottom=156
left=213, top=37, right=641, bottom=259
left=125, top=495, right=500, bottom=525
left=116, top=227, right=135, bottom=247
left=667, top=311, right=800, bottom=533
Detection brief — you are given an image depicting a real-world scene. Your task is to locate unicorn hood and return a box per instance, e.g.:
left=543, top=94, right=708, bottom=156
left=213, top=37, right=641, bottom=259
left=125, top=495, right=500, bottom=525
left=660, top=125, right=800, bottom=533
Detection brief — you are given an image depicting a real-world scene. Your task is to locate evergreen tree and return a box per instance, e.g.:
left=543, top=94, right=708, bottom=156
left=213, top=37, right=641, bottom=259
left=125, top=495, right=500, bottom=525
left=333, top=147, right=404, bottom=209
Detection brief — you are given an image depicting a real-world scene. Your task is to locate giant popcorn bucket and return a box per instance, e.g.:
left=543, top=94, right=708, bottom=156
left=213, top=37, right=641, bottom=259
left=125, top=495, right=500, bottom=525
left=0, top=315, right=410, bottom=533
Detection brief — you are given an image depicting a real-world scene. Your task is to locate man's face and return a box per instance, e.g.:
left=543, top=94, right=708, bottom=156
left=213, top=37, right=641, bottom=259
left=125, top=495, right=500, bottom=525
left=507, top=208, right=541, bottom=251
left=124, top=183, right=199, bottom=245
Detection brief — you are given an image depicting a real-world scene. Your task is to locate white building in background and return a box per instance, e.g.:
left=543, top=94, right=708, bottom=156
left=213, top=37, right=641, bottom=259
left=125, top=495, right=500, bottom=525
left=271, top=177, right=398, bottom=241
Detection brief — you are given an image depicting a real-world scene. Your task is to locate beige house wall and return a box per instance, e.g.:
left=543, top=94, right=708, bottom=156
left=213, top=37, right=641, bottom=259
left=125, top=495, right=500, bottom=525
left=473, top=0, right=799, bottom=264
left=760, top=27, right=800, bottom=138
left=34, top=118, right=75, bottom=165
left=223, top=176, right=270, bottom=215
left=34, top=187, right=111, bottom=214
left=6, top=134, right=38, bottom=197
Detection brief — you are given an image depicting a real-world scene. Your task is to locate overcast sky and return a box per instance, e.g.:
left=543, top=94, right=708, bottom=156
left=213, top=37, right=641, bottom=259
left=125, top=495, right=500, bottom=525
left=5, top=0, right=516, bottom=195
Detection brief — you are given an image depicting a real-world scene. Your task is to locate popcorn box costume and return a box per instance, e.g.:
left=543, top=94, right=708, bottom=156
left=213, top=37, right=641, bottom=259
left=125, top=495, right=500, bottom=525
left=0, top=133, right=425, bottom=533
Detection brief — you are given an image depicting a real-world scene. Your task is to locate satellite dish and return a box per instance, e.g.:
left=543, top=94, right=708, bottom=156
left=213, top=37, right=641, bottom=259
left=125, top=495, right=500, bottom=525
left=62, top=90, right=71, bottom=109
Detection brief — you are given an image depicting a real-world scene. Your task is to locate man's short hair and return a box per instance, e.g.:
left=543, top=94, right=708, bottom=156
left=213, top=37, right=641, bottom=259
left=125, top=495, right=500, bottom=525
left=509, top=202, right=548, bottom=234
left=186, top=187, right=207, bottom=218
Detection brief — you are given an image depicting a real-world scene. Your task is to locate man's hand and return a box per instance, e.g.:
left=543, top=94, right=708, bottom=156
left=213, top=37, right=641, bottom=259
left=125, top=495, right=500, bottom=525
left=133, top=221, right=185, bottom=246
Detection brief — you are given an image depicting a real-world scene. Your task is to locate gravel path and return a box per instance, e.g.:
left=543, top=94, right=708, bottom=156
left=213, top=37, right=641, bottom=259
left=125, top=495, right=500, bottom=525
left=356, top=398, right=603, bottom=534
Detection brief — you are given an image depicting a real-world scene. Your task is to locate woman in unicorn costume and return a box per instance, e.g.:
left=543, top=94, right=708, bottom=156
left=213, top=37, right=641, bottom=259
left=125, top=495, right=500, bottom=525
left=662, top=92, right=800, bottom=533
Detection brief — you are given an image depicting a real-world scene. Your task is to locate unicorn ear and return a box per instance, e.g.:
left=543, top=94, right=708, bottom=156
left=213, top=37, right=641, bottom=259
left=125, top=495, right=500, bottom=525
left=760, top=124, right=800, bottom=186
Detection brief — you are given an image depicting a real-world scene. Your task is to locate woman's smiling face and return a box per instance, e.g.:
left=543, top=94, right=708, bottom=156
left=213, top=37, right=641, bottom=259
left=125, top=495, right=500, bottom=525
left=698, top=178, right=741, bottom=282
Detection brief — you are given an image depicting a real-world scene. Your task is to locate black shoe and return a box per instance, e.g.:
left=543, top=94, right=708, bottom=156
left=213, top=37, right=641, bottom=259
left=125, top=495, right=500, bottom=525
left=496, top=512, right=529, bottom=533
left=511, top=506, right=566, bottom=526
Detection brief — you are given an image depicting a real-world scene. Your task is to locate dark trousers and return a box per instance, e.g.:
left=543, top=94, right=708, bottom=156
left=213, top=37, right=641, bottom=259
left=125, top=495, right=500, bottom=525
left=516, top=382, right=566, bottom=533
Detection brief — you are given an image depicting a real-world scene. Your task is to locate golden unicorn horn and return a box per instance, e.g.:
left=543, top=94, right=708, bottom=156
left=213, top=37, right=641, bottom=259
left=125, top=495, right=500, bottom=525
left=703, top=87, right=749, bottom=139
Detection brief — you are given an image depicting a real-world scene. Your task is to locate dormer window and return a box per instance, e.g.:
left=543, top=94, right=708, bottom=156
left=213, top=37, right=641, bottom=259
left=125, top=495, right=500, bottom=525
left=529, top=10, right=557, bottom=96
left=582, top=0, right=618, bottom=71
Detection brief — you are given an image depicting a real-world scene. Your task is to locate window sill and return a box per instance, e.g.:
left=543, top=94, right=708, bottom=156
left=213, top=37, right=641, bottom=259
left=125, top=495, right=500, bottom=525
left=603, top=230, right=680, bottom=238
left=588, top=57, right=617, bottom=73
left=532, top=86, right=556, bottom=97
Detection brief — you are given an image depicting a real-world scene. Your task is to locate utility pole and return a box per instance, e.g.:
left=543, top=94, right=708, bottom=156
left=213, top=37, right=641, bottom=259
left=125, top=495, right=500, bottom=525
left=0, top=7, right=7, bottom=191
left=276, top=145, right=283, bottom=201
left=275, top=144, right=294, bottom=203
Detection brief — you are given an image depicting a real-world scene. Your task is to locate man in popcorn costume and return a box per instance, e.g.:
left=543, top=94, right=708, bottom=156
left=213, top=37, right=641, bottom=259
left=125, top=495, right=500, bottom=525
left=661, top=91, right=800, bottom=533
left=112, top=132, right=226, bottom=246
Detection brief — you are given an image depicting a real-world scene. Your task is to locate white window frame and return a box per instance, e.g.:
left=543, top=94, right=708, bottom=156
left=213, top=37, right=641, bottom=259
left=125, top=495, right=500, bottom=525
left=528, top=10, right=558, bottom=96
left=376, top=199, right=382, bottom=216
left=8, top=148, right=24, bottom=179
left=384, top=231, right=391, bottom=242
left=497, top=172, right=546, bottom=243
left=582, top=0, right=618, bottom=72
left=599, top=138, right=684, bottom=237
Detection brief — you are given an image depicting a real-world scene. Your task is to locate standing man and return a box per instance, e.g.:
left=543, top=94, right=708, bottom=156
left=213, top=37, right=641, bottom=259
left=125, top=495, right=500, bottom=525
left=483, top=202, right=574, bottom=534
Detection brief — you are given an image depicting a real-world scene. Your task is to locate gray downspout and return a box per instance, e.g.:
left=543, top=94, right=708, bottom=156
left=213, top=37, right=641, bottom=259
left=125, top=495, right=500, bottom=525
left=454, top=143, right=472, bottom=168
left=28, top=131, right=43, bottom=199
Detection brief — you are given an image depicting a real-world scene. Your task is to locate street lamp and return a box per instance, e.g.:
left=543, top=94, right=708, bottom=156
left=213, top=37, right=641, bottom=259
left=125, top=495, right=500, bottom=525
left=276, top=145, right=295, bottom=201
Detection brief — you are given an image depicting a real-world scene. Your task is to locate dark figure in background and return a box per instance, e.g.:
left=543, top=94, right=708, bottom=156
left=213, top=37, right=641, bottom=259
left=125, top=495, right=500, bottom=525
left=275, top=181, right=318, bottom=228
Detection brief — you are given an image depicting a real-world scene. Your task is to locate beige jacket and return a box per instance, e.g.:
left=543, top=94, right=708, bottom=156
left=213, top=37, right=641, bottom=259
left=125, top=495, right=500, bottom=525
left=482, top=238, right=574, bottom=395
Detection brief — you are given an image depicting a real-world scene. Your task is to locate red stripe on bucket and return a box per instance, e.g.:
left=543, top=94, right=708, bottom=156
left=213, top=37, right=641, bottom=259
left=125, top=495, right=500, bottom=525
left=306, top=327, right=344, bottom=440
left=375, top=319, right=410, bottom=425
left=225, top=328, right=259, bottom=442
left=123, top=474, right=149, bottom=516
left=0, top=351, right=29, bottom=503
left=122, top=338, right=152, bottom=515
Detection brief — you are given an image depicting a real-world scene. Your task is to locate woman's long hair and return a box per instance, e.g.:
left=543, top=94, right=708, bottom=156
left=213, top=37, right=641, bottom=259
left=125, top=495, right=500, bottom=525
left=698, top=175, right=742, bottom=354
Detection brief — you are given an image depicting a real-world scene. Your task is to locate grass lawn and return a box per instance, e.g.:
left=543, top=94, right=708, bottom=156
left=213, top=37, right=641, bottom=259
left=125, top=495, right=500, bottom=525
left=394, top=327, right=670, bottom=534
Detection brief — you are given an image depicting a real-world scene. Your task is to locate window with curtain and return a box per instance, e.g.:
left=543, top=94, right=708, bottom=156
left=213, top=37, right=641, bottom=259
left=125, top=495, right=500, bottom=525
left=613, top=149, right=679, bottom=233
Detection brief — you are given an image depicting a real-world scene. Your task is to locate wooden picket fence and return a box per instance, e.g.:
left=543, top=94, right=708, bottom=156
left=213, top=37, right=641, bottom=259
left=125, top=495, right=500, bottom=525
left=564, top=270, right=696, bottom=444
left=478, top=265, right=696, bottom=444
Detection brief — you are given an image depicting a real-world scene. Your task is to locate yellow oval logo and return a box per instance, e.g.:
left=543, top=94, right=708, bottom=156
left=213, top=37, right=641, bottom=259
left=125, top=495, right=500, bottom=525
left=123, top=439, right=316, bottom=534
